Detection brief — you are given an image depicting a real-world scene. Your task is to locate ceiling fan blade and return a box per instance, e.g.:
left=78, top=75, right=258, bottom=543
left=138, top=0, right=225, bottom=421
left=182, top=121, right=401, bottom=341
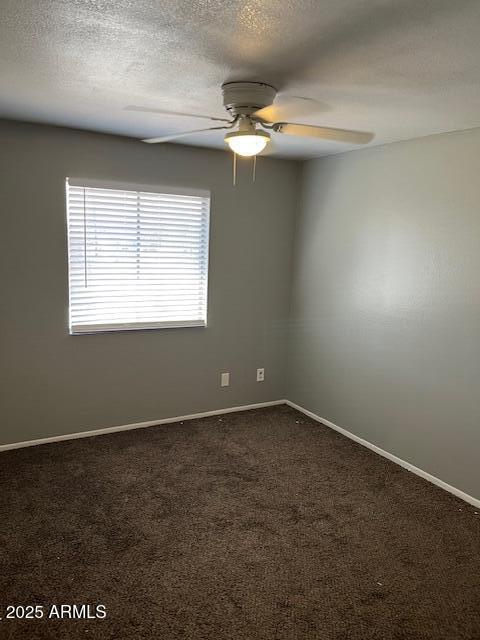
left=126, top=105, right=230, bottom=123
left=273, top=123, right=374, bottom=145
left=143, top=125, right=231, bottom=144
left=253, top=96, right=325, bottom=123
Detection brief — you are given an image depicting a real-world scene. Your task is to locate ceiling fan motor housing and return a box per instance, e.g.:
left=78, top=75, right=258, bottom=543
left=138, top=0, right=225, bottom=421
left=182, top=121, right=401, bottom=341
left=222, top=81, right=277, bottom=117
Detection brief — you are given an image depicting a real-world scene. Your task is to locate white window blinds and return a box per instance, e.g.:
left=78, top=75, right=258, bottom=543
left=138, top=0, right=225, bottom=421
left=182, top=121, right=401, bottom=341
left=66, top=180, right=210, bottom=334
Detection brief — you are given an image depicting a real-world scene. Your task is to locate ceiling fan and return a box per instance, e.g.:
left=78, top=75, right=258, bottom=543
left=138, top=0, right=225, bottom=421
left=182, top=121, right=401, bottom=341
left=127, top=82, right=374, bottom=157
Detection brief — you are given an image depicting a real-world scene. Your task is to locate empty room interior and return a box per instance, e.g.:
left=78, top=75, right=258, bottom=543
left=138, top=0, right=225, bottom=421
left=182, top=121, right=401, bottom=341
left=1, top=1, right=480, bottom=638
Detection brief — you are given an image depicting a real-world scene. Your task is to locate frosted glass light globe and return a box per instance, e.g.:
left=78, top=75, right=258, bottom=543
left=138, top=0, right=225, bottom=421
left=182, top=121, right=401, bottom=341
left=225, top=131, right=270, bottom=156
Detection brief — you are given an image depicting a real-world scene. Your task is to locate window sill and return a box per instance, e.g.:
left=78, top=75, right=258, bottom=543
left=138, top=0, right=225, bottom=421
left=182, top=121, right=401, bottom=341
left=69, top=320, right=207, bottom=335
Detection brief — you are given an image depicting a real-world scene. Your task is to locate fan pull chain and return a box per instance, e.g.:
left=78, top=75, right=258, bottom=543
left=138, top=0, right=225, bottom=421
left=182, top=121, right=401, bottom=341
left=232, top=152, right=237, bottom=186
left=252, top=155, right=257, bottom=183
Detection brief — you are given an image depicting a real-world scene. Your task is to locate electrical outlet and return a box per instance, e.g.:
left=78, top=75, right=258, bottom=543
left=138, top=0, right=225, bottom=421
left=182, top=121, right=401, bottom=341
left=256, top=368, right=265, bottom=382
left=221, top=372, right=230, bottom=387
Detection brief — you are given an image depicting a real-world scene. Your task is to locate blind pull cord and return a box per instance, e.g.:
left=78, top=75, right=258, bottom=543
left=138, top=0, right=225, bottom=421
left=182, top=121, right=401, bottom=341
left=83, top=187, right=87, bottom=288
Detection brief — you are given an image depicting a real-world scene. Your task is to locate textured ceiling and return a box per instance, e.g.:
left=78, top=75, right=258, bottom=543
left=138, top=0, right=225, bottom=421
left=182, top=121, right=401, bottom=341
left=1, top=0, right=480, bottom=158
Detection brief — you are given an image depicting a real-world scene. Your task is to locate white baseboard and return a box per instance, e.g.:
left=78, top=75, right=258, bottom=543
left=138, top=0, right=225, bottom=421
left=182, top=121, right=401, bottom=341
left=0, top=400, right=285, bottom=453
left=285, top=400, right=480, bottom=509
left=2, top=397, right=478, bottom=509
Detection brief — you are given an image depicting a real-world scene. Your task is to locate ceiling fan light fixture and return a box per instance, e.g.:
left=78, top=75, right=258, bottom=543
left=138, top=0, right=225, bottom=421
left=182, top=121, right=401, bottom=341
left=224, top=130, right=270, bottom=157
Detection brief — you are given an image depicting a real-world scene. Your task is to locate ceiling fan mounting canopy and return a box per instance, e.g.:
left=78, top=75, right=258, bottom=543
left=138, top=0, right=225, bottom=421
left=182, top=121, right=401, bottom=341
left=221, top=81, right=277, bottom=118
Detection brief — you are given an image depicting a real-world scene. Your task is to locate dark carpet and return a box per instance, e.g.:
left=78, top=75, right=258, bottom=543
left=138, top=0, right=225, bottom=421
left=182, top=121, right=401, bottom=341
left=0, top=405, right=479, bottom=639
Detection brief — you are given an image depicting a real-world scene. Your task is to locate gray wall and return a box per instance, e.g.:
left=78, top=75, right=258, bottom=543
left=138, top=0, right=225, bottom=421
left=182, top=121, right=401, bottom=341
left=3, top=118, right=479, bottom=499
left=0, top=120, right=298, bottom=445
left=288, top=128, right=480, bottom=498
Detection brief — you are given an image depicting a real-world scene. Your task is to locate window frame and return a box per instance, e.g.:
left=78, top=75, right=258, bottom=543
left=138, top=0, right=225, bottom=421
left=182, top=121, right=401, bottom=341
left=65, top=178, right=211, bottom=335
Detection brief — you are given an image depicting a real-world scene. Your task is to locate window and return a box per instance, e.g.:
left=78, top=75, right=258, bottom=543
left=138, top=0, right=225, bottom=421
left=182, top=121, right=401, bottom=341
left=66, top=180, right=210, bottom=334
